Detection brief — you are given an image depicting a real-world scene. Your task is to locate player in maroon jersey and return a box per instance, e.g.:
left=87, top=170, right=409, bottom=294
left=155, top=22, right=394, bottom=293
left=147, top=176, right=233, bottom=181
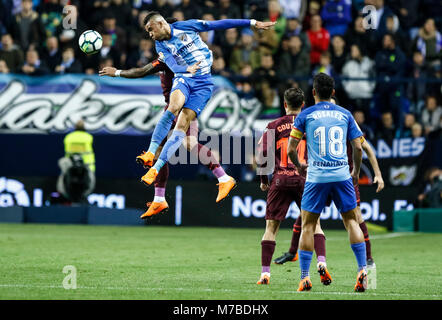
left=255, top=88, right=332, bottom=285
left=99, top=57, right=235, bottom=217
left=273, top=96, right=384, bottom=268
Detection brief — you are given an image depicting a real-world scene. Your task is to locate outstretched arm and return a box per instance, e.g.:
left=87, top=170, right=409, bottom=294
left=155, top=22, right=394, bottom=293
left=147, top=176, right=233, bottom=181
left=174, top=19, right=276, bottom=32
left=99, top=60, right=162, bottom=78
left=362, top=138, right=384, bottom=193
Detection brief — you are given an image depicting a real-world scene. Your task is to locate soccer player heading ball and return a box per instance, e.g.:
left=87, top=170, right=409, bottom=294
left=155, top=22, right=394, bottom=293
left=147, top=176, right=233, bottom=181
left=135, top=12, right=275, bottom=188
left=289, top=73, right=368, bottom=292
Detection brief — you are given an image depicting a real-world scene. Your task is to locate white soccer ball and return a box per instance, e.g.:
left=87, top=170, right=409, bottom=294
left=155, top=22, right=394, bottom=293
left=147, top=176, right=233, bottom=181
left=78, top=30, right=102, bottom=55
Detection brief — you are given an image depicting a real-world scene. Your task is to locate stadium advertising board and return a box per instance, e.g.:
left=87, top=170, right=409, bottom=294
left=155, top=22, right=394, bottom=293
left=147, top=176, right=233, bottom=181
left=0, top=74, right=269, bottom=135
left=0, top=176, right=416, bottom=229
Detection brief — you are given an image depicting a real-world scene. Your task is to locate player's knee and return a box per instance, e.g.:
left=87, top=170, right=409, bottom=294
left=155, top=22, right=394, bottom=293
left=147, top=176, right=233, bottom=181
left=167, top=103, right=182, bottom=116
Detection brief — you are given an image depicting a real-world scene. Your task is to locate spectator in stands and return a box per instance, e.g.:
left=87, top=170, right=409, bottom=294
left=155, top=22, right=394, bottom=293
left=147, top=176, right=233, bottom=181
left=38, top=0, right=64, bottom=38
left=342, top=44, right=375, bottom=117
left=414, top=18, right=442, bottom=69
left=127, top=10, right=149, bottom=52
left=212, top=56, right=232, bottom=78
left=276, top=35, right=310, bottom=98
left=0, top=33, right=24, bottom=73
left=11, top=0, right=44, bottom=51
left=417, top=167, right=442, bottom=208
left=99, top=33, right=124, bottom=69
left=411, top=122, right=423, bottom=139
left=98, top=12, right=127, bottom=56
left=57, top=5, right=88, bottom=51
left=395, top=113, right=416, bottom=138
left=0, top=60, right=10, bottom=74
left=126, top=37, right=154, bottom=69
left=406, top=51, right=430, bottom=113
left=172, top=10, right=185, bottom=22
left=176, top=0, right=202, bottom=20
left=330, top=35, right=347, bottom=74
left=421, top=96, right=442, bottom=136
left=20, top=48, right=49, bottom=75
left=40, top=36, right=62, bottom=73
left=320, top=0, right=352, bottom=37
left=217, top=28, right=238, bottom=69
left=55, top=47, right=83, bottom=74
left=252, top=54, right=278, bottom=109
left=302, top=0, right=320, bottom=30
left=344, top=15, right=377, bottom=58
left=277, top=35, right=310, bottom=85
left=384, top=15, right=408, bottom=55
left=364, top=0, right=396, bottom=37
left=149, top=0, right=174, bottom=17
left=389, top=0, right=419, bottom=31
left=230, top=28, right=261, bottom=73
left=267, top=0, right=287, bottom=45
left=353, top=110, right=375, bottom=141
left=306, top=15, right=330, bottom=66
left=279, top=0, right=307, bottom=21
left=313, top=51, right=334, bottom=77
left=107, top=0, right=132, bottom=28
left=245, top=0, right=268, bottom=21
left=235, top=63, right=255, bottom=99
left=376, top=110, right=396, bottom=142
left=284, top=18, right=311, bottom=52
left=375, top=33, right=406, bottom=124
left=217, top=0, right=242, bottom=20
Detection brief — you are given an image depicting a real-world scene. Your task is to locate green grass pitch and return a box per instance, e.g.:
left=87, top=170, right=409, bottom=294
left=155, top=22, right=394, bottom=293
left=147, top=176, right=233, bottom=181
left=0, top=223, right=441, bottom=300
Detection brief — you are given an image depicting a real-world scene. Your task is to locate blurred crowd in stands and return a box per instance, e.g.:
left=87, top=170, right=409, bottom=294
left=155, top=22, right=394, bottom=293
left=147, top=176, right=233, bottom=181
left=0, top=0, right=441, bottom=141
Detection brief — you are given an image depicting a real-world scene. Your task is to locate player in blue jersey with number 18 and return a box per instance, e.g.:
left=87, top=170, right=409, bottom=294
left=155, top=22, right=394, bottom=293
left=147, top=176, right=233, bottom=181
left=136, top=12, right=275, bottom=196
left=288, top=73, right=368, bottom=292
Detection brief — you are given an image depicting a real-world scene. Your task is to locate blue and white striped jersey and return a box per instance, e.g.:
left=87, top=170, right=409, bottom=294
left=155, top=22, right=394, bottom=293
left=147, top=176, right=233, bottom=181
left=156, top=19, right=252, bottom=77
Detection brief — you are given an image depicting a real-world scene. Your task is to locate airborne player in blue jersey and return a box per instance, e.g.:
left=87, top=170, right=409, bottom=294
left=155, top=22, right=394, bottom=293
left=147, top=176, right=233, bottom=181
left=288, top=73, right=368, bottom=292
left=136, top=12, right=275, bottom=195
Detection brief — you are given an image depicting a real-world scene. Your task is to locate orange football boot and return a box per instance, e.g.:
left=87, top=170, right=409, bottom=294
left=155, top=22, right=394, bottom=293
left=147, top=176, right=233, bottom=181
left=136, top=151, right=155, bottom=168
left=297, top=277, right=312, bottom=292
left=256, top=273, right=270, bottom=285
left=140, top=201, right=169, bottom=218
left=216, top=176, right=237, bottom=203
left=317, top=263, right=333, bottom=286
left=293, top=252, right=299, bottom=262
left=354, top=269, right=367, bottom=292
left=141, top=167, right=158, bottom=186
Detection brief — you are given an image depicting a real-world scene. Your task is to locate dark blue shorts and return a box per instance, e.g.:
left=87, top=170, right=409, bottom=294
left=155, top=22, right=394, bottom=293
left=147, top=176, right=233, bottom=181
left=301, top=178, right=357, bottom=214
left=171, top=75, right=214, bottom=116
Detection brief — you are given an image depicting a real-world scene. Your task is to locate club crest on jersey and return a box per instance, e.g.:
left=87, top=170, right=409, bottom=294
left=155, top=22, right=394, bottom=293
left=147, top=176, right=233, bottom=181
left=158, top=52, right=165, bottom=62
left=179, top=33, right=188, bottom=42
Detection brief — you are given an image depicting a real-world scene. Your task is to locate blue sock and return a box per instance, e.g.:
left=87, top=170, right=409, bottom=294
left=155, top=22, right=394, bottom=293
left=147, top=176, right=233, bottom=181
left=153, top=130, right=186, bottom=172
left=298, top=250, right=313, bottom=280
left=148, top=110, right=176, bottom=154
left=351, top=242, right=367, bottom=271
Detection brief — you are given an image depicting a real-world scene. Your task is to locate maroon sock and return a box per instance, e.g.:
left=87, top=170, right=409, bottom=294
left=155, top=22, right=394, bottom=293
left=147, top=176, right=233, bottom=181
left=261, top=240, right=276, bottom=273
left=359, top=222, right=372, bottom=260
left=194, top=143, right=220, bottom=171
left=314, top=234, right=326, bottom=263
left=154, top=162, right=169, bottom=188
left=289, top=222, right=302, bottom=254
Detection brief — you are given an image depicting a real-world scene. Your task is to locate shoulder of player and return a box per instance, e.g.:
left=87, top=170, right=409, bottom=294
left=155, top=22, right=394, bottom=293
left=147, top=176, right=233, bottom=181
left=171, top=20, right=200, bottom=31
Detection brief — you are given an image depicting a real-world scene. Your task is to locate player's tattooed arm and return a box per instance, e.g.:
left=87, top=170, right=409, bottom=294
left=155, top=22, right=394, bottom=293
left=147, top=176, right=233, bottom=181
left=350, top=137, right=363, bottom=185
left=288, top=136, right=307, bottom=176
left=361, top=138, right=384, bottom=193
left=99, top=62, right=159, bottom=78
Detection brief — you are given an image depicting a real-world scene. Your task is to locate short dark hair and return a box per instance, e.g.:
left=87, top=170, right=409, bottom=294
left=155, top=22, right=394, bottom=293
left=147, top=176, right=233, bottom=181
left=143, top=11, right=162, bottom=26
left=313, top=73, right=335, bottom=100
left=284, top=88, right=305, bottom=110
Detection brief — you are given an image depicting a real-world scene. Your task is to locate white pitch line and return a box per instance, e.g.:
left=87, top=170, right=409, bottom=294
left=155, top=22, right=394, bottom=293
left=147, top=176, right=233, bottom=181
left=0, top=283, right=440, bottom=299
left=280, top=232, right=419, bottom=243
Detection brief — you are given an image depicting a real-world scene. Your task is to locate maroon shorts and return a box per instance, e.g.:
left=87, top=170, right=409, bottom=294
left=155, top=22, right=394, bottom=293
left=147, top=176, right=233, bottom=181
left=266, top=175, right=305, bottom=221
